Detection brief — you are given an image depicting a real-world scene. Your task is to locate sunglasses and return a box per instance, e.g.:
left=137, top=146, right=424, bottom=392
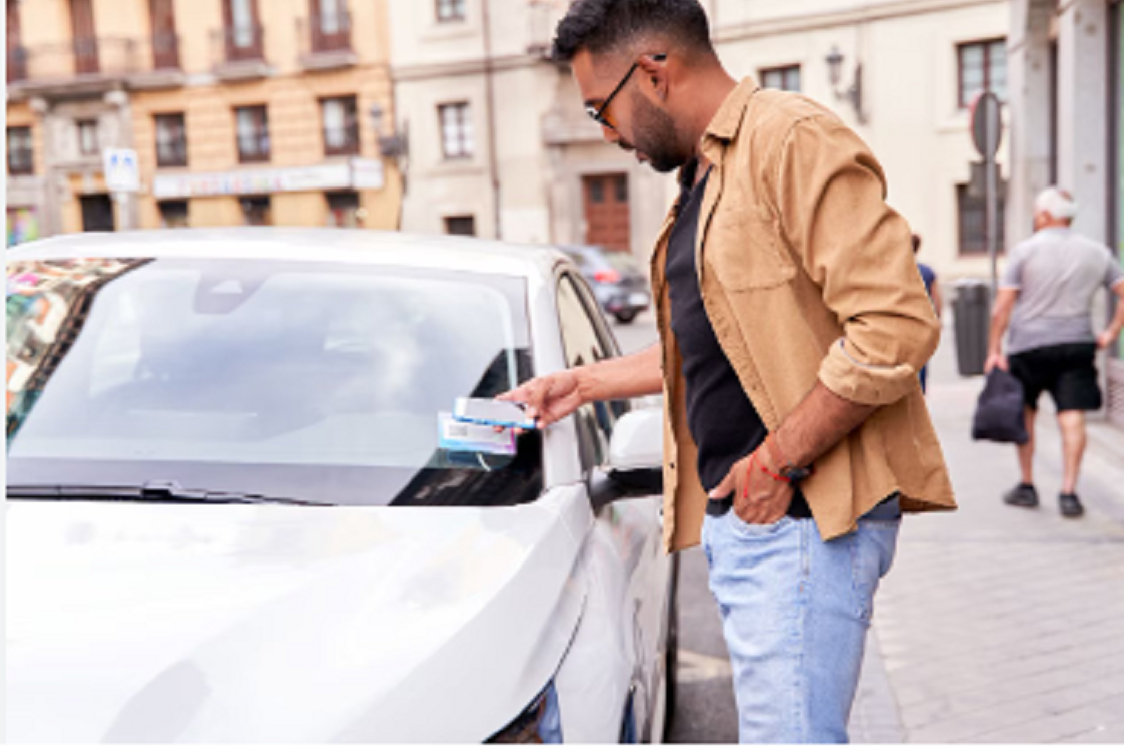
left=585, top=53, right=667, bottom=131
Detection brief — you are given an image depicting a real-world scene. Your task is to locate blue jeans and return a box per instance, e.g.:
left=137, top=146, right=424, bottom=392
left=701, top=498, right=901, bottom=743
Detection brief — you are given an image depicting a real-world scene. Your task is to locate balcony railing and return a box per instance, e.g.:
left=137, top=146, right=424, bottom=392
left=323, top=126, right=360, bottom=157
left=6, top=35, right=182, bottom=89
left=297, top=11, right=355, bottom=70
left=215, top=24, right=265, bottom=66
left=150, top=31, right=181, bottom=71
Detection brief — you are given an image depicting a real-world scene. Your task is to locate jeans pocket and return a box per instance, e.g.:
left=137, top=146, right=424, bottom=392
left=725, top=509, right=794, bottom=538
left=849, top=519, right=901, bottom=622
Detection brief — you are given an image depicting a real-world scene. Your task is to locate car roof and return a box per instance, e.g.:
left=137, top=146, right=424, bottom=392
left=6, top=228, right=570, bottom=281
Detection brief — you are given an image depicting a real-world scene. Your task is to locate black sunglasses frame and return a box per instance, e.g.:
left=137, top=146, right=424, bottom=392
left=585, top=54, right=666, bottom=131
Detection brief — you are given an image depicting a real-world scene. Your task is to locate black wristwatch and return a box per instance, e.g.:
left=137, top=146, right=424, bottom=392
left=779, top=463, right=814, bottom=484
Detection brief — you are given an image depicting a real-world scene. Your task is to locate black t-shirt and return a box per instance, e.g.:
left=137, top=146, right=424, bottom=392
left=665, top=160, right=809, bottom=514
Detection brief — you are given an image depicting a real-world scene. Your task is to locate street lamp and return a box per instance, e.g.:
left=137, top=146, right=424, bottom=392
left=825, top=45, right=867, bottom=124
left=370, top=103, right=408, bottom=165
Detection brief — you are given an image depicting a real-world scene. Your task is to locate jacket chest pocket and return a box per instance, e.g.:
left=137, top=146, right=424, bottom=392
left=704, top=202, right=796, bottom=291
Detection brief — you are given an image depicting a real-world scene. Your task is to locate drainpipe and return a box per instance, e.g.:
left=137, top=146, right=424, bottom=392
left=481, top=0, right=502, bottom=239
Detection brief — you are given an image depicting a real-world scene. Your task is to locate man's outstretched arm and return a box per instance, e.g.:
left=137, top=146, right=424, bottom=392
left=500, top=343, right=662, bottom=429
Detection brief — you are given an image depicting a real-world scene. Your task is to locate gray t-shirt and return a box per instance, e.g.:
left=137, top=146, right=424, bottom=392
left=1000, top=227, right=1124, bottom=355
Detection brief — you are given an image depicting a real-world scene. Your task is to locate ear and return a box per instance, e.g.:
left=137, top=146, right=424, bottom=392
left=637, top=53, right=669, bottom=100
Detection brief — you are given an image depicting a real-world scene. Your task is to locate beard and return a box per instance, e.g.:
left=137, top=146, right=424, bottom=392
left=625, top=92, right=688, bottom=173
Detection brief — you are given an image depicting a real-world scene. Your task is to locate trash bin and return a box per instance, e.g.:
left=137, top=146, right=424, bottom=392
left=953, top=279, right=990, bottom=376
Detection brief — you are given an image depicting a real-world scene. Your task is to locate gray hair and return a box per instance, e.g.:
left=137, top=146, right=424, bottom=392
left=1034, top=186, right=1078, bottom=221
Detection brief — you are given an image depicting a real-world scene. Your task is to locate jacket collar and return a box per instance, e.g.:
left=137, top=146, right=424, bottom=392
left=699, top=76, right=760, bottom=163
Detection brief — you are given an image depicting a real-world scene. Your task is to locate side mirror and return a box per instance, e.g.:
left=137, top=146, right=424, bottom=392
left=589, top=408, right=664, bottom=507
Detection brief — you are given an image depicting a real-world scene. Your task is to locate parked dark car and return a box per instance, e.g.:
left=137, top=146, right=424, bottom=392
left=561, top=245, right=651, bottom=324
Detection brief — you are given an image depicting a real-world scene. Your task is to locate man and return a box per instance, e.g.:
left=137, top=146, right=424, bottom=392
left=502, top=0, right=955, bottom=742
left=913, top=234, right=943, bottom=393
left=986, top=187, right=1124, bottom=518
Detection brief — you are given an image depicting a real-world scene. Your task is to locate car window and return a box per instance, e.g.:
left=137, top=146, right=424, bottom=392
left=556, top=273, right=628, bottom=470
left=5, top=257, right=543, bottom=507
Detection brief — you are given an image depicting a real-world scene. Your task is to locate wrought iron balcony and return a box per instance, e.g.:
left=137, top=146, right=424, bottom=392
left=298, top=10, right=356, bottom=71
left=6, top=35, right=184, bottom=94
left=212, top=24, right=270, bottom=80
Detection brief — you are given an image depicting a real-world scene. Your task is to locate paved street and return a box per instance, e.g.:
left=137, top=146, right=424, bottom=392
left=610, top=309, right=1124, bottom=744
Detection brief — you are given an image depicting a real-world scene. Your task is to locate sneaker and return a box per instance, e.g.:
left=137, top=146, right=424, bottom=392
left=1059, top=493, right=1085, bottom=518
left=1003, top=483, right=1039, bottom=508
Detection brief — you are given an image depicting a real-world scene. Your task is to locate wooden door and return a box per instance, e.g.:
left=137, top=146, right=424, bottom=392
left=70, top=0, right=99, bottom=75
left=148, top=0, right=179, bottom=69
left=582, top=173, right=630, bottom=251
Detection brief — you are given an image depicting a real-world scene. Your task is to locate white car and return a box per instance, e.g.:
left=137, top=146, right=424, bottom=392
left=5, top=229, right=678, bottom=744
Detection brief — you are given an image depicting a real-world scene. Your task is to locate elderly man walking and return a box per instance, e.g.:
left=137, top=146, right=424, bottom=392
left=987, top=187, right=1124, bottom=517
left=501, top=0, right=956, bottom=742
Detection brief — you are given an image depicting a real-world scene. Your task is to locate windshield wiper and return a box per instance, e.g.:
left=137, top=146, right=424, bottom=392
left=6, top=480, right=328, bottom=506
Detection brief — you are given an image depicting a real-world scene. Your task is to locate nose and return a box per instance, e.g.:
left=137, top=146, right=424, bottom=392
left=600, top=123, right=619, bottom=143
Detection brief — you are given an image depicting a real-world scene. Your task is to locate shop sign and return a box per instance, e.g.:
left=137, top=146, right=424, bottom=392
left=351, top=158, right=385, bottom=189
left=153, top=163, right=353, bottom=199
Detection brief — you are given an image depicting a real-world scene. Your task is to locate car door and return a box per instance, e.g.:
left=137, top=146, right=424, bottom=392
left=555, top=271, right=670, bottom=741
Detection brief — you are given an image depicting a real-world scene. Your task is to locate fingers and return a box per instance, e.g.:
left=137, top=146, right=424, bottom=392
left=708, top=469, right=735, bottom=500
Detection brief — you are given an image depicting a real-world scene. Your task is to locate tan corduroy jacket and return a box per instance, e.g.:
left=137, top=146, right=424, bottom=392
left=654, top=79, right=957, bottom=554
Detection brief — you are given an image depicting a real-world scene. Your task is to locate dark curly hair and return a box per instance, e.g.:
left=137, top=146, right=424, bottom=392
left=552, top=0, right=714, bottom=63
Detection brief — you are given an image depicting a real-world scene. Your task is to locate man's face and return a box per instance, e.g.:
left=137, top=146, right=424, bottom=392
left=571, top=49, right=689, bottom=174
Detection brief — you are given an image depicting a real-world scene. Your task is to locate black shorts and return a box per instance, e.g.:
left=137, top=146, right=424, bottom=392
left=1008, top=343, right=1102, bottom=412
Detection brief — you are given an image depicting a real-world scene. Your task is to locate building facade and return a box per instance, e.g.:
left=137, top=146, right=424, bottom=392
left=388, top=0, right=678, bottom=256
left=6, top=0, right=401, bottom=243
left=1008, top=0, right=1124, bottom=426
left=391, top=0, right=1014, bottom=278
left=710, top=0, right=1013, bottom=281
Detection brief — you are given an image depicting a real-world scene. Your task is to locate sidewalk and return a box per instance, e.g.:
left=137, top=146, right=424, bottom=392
left=850, top=327, right=1124, bottom=743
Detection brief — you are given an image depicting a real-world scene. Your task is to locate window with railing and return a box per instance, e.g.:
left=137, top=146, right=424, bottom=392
left=235, top=105, right=270, bottom=163
left=439, top=102, right=473, bottom=159
left=7, top=0, right=27, bottom=82
left=222, top=0, right=264, bottom=63
left=155, top=113, right=188, bottom=167
left=7, top=127, right=34, bottom=175
left=150, top=0, right=181, bottom=69
left=322, top=96, right=360, bottom=156
left=958, top=38, right=1007, bottom=108
left=957, top=183, right=1007, bottom=255
left=436, top=0, right=466, bottom=23
left=310, top=0, right=351, bottom=52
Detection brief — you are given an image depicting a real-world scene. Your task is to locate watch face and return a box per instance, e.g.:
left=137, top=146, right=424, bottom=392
left=782, top=465, right=812, bottom=482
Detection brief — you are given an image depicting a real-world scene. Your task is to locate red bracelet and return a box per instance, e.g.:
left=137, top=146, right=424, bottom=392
left=758, top=462, right=791, bottom=484
left=743, top=453, right=757, bottom=499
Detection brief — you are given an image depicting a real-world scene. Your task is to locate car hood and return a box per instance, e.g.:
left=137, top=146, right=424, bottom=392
left=6, top=488, right=591, bottom=743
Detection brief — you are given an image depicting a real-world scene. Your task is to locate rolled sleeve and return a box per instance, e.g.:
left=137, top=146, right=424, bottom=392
left=819, top=338, right=922, bottom=405
left=774, top=116, right=939, bottom=406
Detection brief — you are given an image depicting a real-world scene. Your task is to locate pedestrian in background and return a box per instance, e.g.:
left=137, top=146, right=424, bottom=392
left=501, top=0, right=955, bottom=742
left=913, top=233, right=942, bottom=392
left=986, top=187, right=1124, bottom=518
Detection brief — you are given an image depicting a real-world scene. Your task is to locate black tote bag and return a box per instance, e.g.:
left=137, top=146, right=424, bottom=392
left=972, top=368, right=1030, bottom=445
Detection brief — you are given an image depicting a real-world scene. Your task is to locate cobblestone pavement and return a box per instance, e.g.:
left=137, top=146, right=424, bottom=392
left=850, top=332, right=1124, bottom=744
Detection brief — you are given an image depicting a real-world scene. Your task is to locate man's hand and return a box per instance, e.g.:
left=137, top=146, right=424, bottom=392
left=1096, top=329, right=1118, bottom=350
left=985, top=351, right=1008, bottom=372
left=498, top=370, right=584, bottom=430
left=708, top=441, right=794, bottom=525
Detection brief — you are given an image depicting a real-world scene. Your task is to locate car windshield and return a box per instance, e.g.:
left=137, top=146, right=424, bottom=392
left=6, top=257, right=542, bottom=507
